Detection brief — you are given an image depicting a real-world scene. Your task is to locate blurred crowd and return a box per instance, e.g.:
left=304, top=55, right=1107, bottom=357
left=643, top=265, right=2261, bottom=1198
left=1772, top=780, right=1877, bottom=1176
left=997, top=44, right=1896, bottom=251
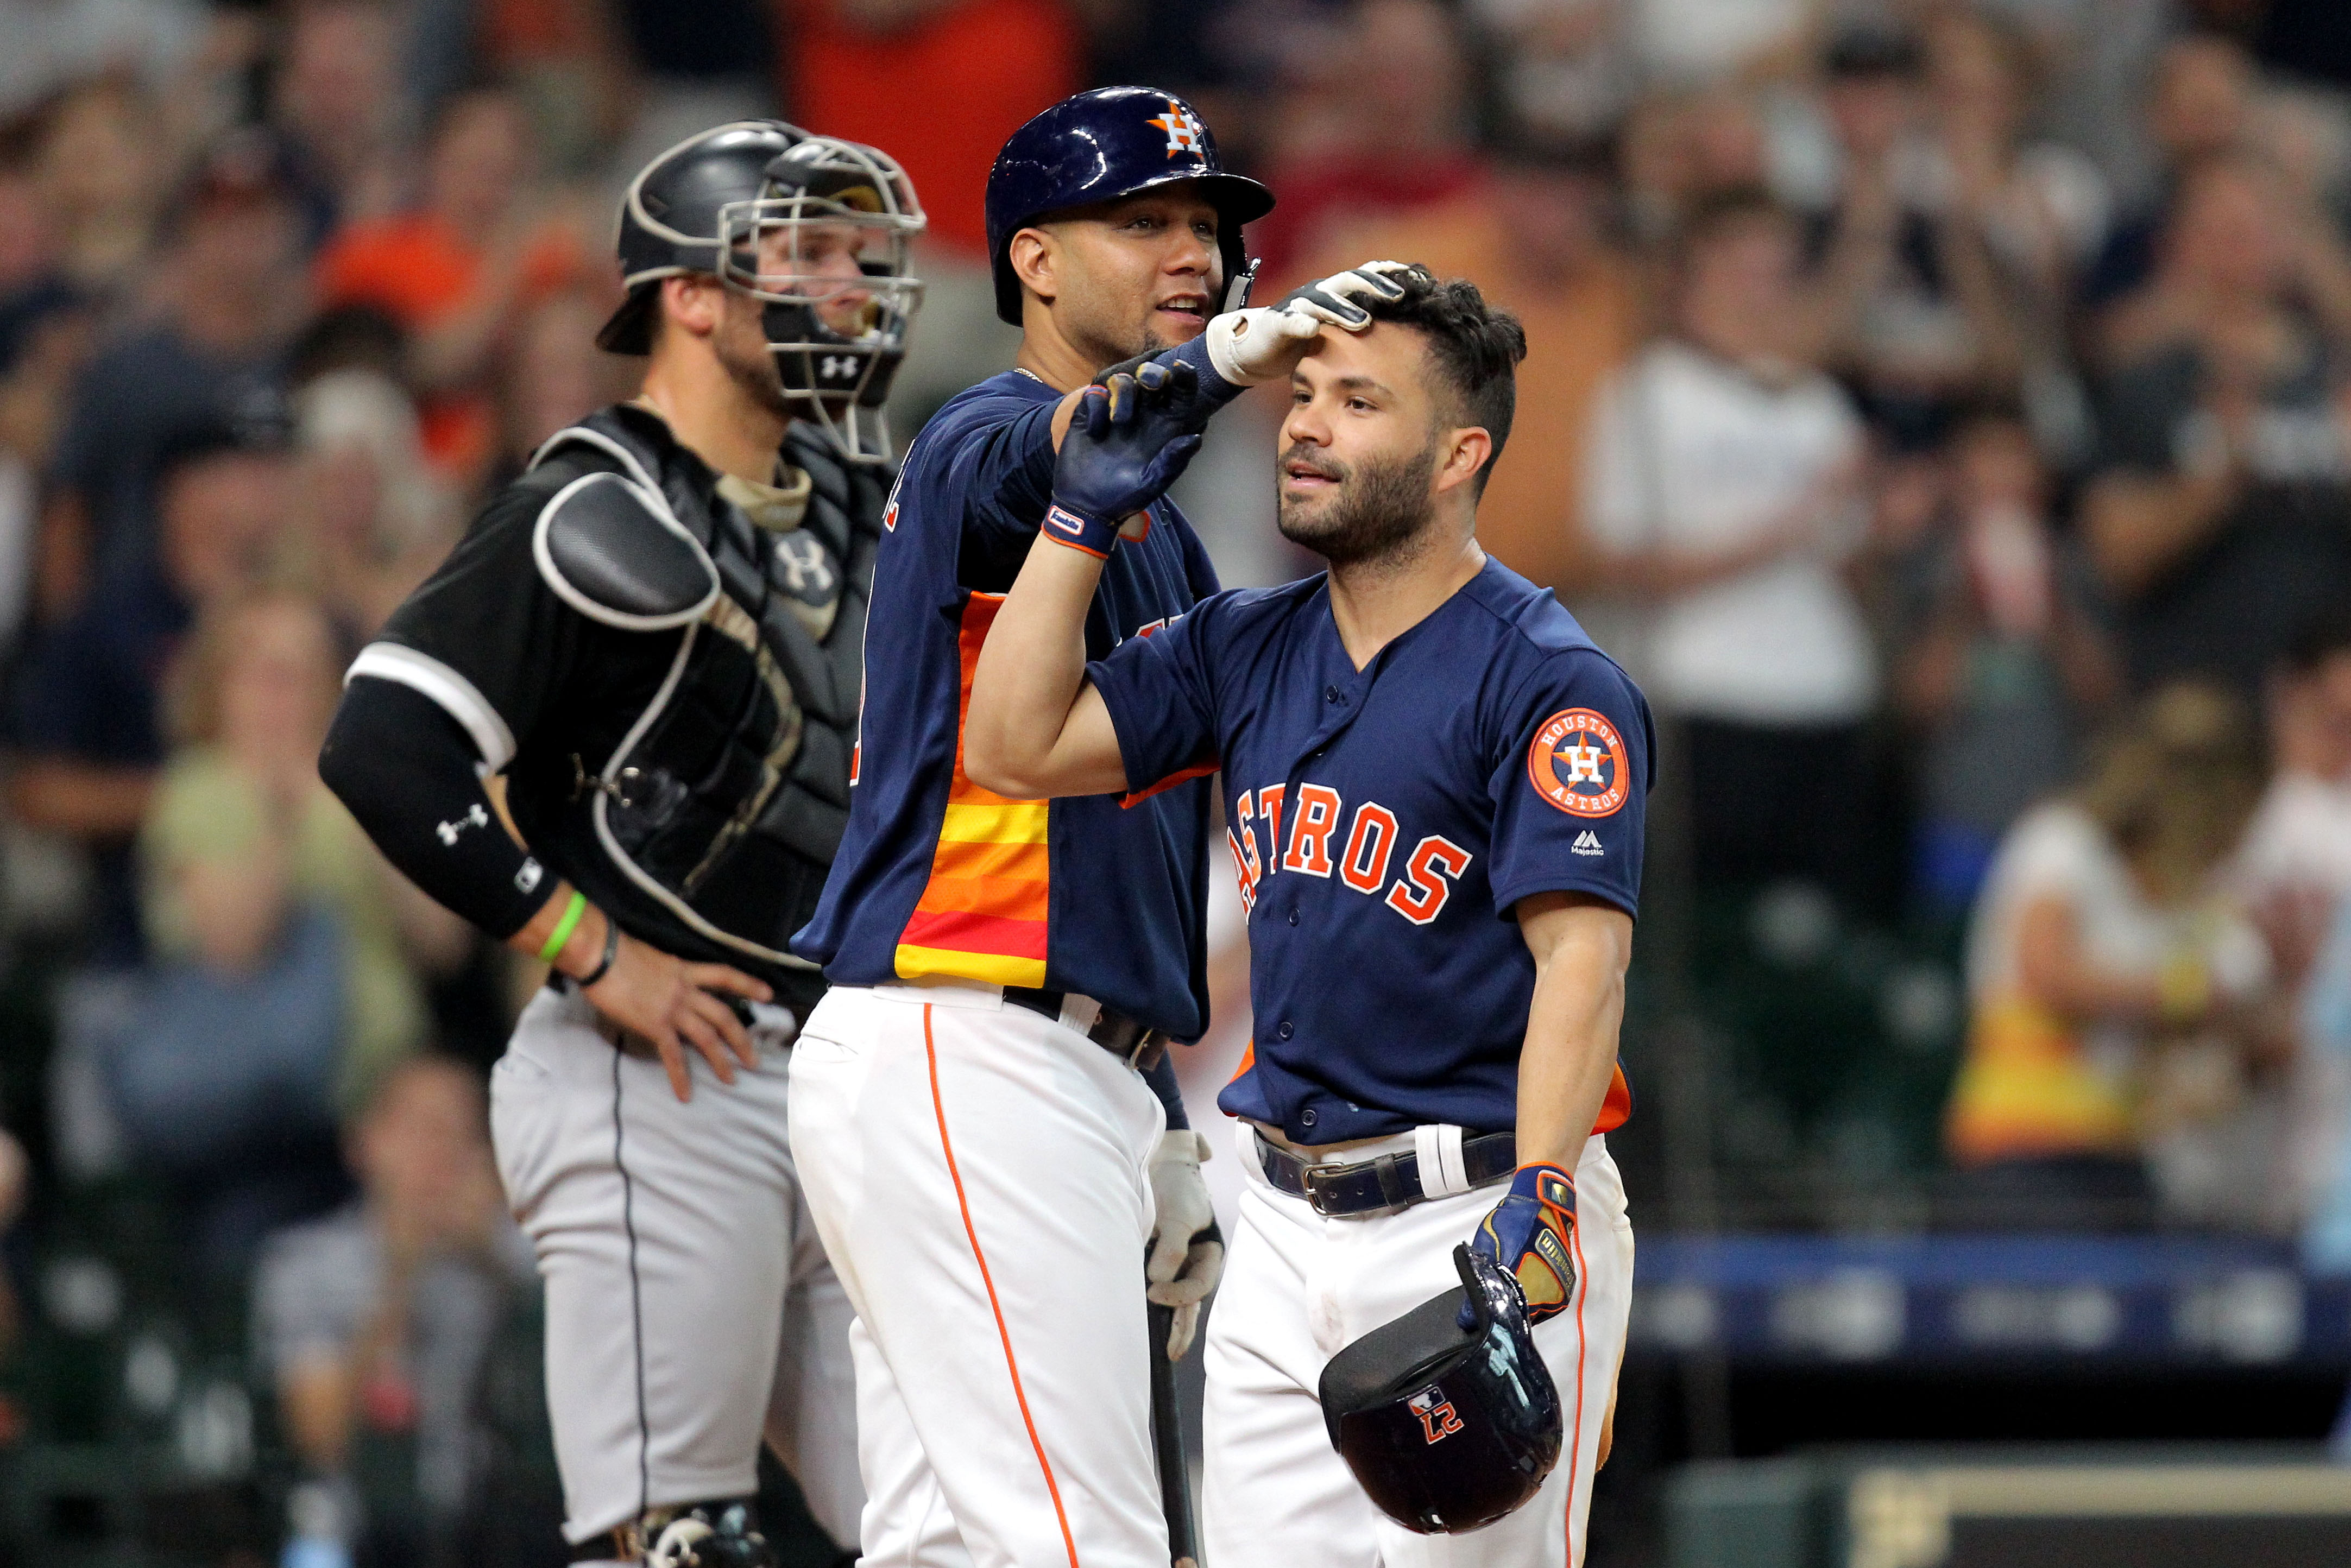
left=0, top=0, right=2346, bottom=1558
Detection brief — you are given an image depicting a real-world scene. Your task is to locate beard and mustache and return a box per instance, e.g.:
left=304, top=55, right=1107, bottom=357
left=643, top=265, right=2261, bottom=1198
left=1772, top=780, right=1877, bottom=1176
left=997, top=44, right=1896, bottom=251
left=1275, top=438, right=1440, bottom=569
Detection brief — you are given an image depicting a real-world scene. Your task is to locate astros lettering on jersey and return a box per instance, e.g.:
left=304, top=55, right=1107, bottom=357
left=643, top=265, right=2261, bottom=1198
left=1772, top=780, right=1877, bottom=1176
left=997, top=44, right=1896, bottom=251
left=1089, top=554, right=1650, bottom=1145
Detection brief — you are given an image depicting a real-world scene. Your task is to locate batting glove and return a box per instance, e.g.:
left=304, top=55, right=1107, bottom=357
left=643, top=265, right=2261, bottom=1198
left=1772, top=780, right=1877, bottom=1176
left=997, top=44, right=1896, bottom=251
left=1276, top=259, right=1419, bottom=331
left=1045, top=362, right=1203, bottom=557
left=1464, top=1161, right=1577, bottom=1329
left=1146, top=1129, right=1223, bottom=1360
left=1119, top=260, right=1423, bottom=425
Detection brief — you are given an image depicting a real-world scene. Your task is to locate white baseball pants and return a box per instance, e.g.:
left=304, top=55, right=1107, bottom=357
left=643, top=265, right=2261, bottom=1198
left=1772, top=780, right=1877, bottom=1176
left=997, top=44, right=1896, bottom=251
left=488, top=985, right=862, bottom=1548
left=787, top=981, right=1171, bottom=1568
left=1202, top=1128, right=1635, bottom=1568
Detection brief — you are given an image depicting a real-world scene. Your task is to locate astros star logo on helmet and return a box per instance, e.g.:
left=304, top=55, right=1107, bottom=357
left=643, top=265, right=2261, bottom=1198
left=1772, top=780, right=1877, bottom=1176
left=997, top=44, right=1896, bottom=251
left=1147, top=99, right=1208, bottom=161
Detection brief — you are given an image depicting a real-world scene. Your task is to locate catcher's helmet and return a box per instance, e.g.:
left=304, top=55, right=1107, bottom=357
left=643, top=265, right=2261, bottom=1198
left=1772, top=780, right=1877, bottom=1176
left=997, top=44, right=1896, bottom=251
left=597, top=120, right=806, bottom=355
left=720, top=136, right=925, bottom=465
left=984, top=85, right=1275, bottom=325
left=1318, top=1244, right=1564, bottom=1534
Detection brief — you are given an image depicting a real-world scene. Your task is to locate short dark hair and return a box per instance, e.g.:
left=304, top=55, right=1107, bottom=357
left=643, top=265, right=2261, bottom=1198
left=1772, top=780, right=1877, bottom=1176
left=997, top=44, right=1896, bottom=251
left=1361, top=269, right=1528, bottom=497
left=2282, top=604, right=2351, bottom=676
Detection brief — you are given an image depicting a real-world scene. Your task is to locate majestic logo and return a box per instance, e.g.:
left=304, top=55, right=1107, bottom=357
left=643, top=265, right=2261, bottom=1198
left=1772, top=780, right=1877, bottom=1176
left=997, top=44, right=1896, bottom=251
left=1409, top=1389, right=1465, bottom=1445
left=1571, top=829, right=1604, bottom=857
left=1147, top=98, right=1208, bottom=161
left=1527, top=707, right=1631, bottom=818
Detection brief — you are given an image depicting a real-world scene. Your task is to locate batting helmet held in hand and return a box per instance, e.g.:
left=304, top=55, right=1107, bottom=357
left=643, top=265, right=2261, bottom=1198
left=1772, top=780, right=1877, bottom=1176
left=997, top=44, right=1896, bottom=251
left=1318, top=1244, right=1564, bottom=1534
left=598, top=120, right=806, bottom=355
left=984, top=85, right=1275, bottom=325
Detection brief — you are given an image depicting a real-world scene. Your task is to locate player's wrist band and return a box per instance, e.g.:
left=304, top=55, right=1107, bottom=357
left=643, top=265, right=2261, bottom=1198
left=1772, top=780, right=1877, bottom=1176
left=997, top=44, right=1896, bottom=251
left=575, top=916, right=620, bottom=989
left=1170, top=332, right=1250, bottom=403
left=538, top=890, right=588, bottom=964
left=1042, top=502, right=1120, bottom=559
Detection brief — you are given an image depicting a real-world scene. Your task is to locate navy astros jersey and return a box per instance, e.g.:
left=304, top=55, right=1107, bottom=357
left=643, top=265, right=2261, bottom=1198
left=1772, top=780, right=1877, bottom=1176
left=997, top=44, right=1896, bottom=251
left=792, top=370, right=1223, bottom=1039
left=1089, top=556, right=1651, bottom=1145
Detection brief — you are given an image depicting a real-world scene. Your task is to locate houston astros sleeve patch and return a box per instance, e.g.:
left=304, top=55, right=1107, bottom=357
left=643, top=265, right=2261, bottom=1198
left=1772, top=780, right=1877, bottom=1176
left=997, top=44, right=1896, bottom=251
left=1487, top=656, right=1654, bottom=920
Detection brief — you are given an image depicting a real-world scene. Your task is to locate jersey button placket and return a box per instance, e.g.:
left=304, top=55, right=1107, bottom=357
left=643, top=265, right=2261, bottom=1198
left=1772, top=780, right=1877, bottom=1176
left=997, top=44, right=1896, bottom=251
left=1276, top=1020, right=1295, bottom=1040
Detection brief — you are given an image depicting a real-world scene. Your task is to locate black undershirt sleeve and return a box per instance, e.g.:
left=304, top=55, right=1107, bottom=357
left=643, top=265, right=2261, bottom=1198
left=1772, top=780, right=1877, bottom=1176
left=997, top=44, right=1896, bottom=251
left=319, top=678, right=556, bottom=940
left=1142, top=1052, right=1190, bottom=1131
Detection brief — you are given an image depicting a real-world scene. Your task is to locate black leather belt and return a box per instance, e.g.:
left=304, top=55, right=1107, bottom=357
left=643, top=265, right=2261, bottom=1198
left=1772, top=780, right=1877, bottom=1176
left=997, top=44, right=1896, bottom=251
left=1255, top=1128, right=1517, bottom=1217
left=1003, top=986, right=1166, bottom=1071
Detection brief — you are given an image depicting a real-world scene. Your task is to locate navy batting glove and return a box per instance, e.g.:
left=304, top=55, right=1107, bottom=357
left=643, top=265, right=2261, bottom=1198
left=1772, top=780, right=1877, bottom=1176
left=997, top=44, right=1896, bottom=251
left=1045, top=364, right=1203, bottom=557
left=1462, top=1162, right=1577, bottom=1329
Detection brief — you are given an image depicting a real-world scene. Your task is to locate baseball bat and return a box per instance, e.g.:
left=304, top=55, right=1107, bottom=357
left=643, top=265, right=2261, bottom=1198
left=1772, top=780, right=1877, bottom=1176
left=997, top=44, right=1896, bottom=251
left=1147, top=1303, right=1200, bottom=1568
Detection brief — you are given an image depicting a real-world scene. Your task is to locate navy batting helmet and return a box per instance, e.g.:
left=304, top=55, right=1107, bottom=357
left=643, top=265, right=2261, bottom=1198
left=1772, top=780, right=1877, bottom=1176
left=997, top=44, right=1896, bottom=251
left=597, top=120, right=805, bottom=355
left=1318, top=1244, right=1564, bottom=1534
left=984, top=85, right=1275, bottom=326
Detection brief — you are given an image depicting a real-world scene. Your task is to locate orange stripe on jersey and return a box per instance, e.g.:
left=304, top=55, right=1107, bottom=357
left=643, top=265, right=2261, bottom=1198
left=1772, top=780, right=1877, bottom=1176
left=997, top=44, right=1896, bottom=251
left=1120, top=758, right=1218, bottom=810
left=894, top=593, right=1052, bottom=988
left=1592, top=1064, right=1631, bottom=1136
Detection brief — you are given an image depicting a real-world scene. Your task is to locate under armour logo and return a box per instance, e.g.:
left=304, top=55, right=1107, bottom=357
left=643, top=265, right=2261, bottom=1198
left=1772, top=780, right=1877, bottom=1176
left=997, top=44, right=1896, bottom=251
left=437, top=803, right=490, bottom=846
left=1146, top=99, right=1207, bottom=160
left=775, top=534, right=835, bottom=596
left=1409, top=1390, right=1464, bottom=1445
left=821, top=355, right=856, bottom=381
left=1571, top=830, right=1604, bottom=857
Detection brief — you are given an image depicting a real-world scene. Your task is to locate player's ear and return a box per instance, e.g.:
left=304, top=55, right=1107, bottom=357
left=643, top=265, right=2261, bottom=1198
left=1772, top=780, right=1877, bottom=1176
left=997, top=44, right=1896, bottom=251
left=658, top=273, right=724, bottom=342
left=1434, top=426, right=1492, bottom=498
left=1009, top=227, right=1060, bottom=311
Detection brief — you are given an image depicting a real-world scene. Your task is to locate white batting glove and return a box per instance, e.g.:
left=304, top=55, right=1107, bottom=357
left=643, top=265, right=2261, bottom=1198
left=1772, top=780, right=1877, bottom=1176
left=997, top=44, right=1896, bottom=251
left=1201, top=306, right=1325, bottom=387
left=1146, top=1129, right=1222, bottom=1360
left=1278, top=260, right=1418, bottom=331
left=1198, top=261, right=1421, bottom=388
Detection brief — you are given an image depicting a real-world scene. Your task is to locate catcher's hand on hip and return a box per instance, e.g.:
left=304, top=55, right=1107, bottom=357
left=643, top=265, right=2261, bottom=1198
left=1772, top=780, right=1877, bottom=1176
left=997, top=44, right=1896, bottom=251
left=1464, top=1161, right=1577, bottom=1327
left=1146, top=1129, right=1222, bottom=1360
left=582, top=932, right=770, bottom=1103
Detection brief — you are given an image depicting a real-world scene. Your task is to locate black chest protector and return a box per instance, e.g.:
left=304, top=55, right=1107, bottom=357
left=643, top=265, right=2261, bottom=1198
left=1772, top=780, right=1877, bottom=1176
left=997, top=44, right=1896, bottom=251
left=516, top=405, right=884, bottom=997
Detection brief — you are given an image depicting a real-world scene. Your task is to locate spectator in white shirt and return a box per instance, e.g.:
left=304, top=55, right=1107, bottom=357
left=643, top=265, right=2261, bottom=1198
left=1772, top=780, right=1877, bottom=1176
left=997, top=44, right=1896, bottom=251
left=1584, top=189, right=1880, bottom=902
left=2234, top=611, right=2351, bottom=1228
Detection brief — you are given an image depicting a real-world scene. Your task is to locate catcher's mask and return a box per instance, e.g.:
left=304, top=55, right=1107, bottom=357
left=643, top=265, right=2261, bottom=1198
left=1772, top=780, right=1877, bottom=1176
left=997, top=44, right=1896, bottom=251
left=720, top=136, right=925, bottom=467
left=1318, top=1243, right=1565, bottom=1534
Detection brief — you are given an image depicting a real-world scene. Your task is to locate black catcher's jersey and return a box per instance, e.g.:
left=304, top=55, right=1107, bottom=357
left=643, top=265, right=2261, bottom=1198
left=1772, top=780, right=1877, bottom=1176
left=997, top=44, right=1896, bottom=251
left=354, top=402, right=883, bottom=1013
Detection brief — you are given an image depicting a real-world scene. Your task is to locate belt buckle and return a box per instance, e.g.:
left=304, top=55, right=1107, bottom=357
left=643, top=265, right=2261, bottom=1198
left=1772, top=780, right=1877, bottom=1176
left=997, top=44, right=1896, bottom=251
left=1302, top=1161, right=1352, bottom=1217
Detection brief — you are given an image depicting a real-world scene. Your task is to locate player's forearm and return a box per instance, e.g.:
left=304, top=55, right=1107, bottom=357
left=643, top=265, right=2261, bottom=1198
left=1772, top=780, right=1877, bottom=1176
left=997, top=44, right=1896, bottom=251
left=1515, top=900, right=1633, bottom=1168
left=320, top=678, right=555, bottom=940
left=965, top=535, right=1115, bottom=796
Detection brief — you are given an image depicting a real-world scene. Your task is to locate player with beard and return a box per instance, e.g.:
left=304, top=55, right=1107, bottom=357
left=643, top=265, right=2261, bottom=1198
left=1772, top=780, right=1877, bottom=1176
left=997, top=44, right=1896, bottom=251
left=967, top=268, right=1650, bottom=1566
left=321, top=124, right=922, bottom=1566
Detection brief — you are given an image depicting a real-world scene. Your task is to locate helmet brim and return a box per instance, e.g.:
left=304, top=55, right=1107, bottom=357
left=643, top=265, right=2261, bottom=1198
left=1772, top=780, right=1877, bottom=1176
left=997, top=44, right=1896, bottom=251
left=595, top=284, right=661, bottom=356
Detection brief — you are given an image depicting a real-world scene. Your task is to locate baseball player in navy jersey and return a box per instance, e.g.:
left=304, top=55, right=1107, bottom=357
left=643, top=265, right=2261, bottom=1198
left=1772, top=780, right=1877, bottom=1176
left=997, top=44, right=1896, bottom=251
left=965, top=268, right=1649, bottom=1566
left=784, top=86, right=1416, bottom=1568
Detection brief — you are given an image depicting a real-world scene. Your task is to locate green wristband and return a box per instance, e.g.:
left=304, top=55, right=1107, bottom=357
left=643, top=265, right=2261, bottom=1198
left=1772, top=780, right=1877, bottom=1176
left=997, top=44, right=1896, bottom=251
left=538, top=890, right=588, bottom=965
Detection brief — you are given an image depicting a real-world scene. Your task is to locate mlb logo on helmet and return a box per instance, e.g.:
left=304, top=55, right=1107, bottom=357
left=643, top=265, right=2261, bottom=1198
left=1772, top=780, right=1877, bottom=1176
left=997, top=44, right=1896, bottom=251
left=1409, top=1389, right=1465, bottom=1445
left=1148, top=98, right=1208, bottom=161
left=1527, top=707, right=1631, bottom=818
